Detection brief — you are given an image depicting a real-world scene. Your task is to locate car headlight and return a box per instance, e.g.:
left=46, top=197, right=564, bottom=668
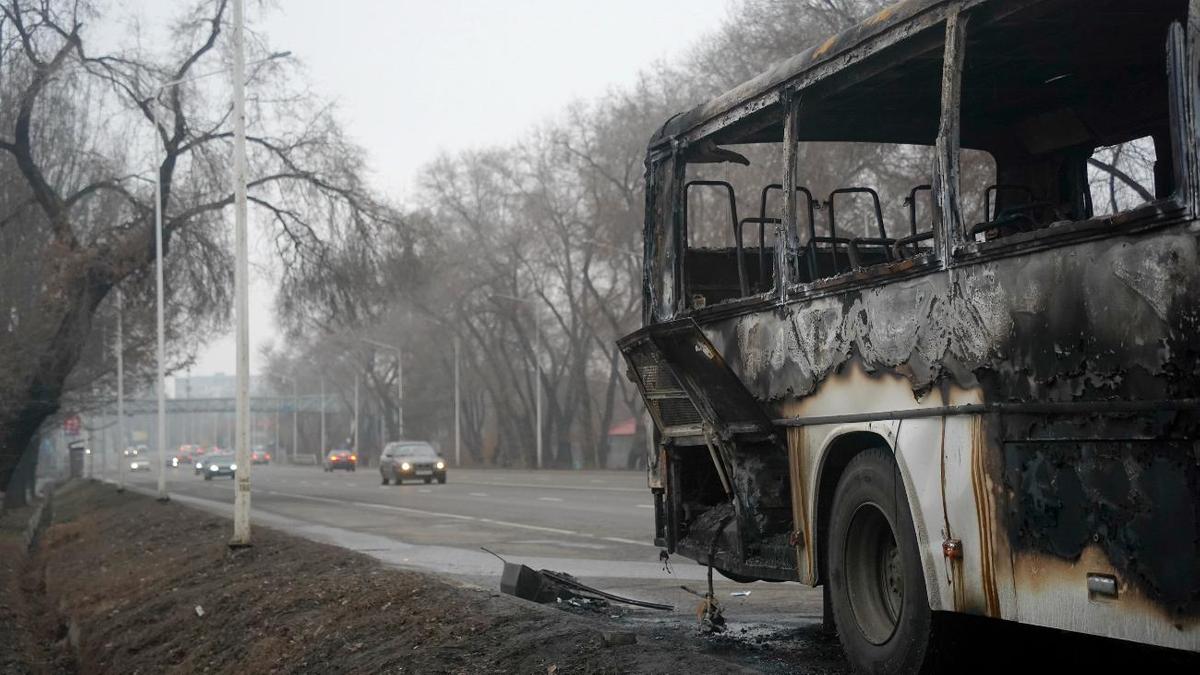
left=196, top=462, right=203, bottom=469
left=436, top=461, right=445, bottom=470
left=209, top=464, right=219, bottom=471
left=400, top=462, right=411, bottom=471
left=230, top=463, right=237, bottom=471
left=130, top=462, right=138, bottom=469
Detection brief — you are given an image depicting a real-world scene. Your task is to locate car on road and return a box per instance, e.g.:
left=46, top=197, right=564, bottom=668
left=129, top=458, right=151, bottom=472
left=203, top=454, right=237, bottom=480
left=379, top=441, right=446, bottom=485
left=251, top=447, right=271, bottom=465
left=324, top=449, right=357, bottom=472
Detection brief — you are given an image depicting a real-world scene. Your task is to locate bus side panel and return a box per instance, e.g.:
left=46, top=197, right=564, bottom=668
left=995, top=431, right=1200, bottom=650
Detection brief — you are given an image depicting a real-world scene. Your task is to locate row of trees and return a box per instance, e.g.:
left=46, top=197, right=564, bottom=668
left=263, top=0, right=900, bottom=469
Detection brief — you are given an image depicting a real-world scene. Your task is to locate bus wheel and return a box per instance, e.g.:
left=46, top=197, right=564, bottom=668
left=828, top=448, right=939, bottom=675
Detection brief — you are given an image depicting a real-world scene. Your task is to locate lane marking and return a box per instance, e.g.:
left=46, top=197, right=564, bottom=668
left=448, top=480, right=642, bottom=494
left=468, top=492, right=489, bottom=497
left=537, top=497, right=564, bottom=502
left=417, top=489, right=431, bottom=493
left=261, top=489, right=657, bottom=548
left=636, top=504, right=654, bottom=509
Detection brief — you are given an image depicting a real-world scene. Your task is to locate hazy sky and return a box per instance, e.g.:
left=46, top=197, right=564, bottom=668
left=162, top=0, right=731, bottom=377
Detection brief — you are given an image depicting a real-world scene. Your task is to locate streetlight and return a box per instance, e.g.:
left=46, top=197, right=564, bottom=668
left=276, top=374, right=298, bottom=462
left=492, top=294, right=543, bottom=469
left=453, top=335, right=461, bottom=467
left=115, top=288, right=126, bottom=493
left=147, top=49, right=291, bottom=509
left=361, top=338, right=403, bottom=441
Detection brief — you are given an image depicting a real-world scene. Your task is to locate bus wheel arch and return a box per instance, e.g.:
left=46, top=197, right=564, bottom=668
left=815, top=430, right=894, bottom=587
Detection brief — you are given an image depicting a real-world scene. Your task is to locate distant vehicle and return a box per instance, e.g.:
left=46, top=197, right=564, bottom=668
left=324, top=449, right=357, bottom=472
left=251, top=447, right=271, bottom=465
left=122, top=446, right=140, bottom=457
left=194, top=447, right=221, bottom=475
left=128, top=458, right=151, bottom=472
left=379, top=441, right=446, bottom=485
left=203, top=454, right=237, bottom=480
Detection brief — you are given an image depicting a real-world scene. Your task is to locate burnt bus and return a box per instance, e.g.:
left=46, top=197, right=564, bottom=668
left=619, top=0, right=1200, bottom=671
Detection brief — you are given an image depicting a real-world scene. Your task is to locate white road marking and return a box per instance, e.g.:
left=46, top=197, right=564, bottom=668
left=449, top=480, right=641, bottom=493
left=418, top=489, right=431, bottom=493
left=537, top=497, right=563, bottom=502
left=636, top=504, right=654, bottom=509
left=468, top=492, right=489, bottom=497
left=265, top=490, right=657, bottom=548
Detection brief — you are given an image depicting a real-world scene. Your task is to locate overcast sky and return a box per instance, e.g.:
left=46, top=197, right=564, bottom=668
left=157, top=0, right=731, bottom=377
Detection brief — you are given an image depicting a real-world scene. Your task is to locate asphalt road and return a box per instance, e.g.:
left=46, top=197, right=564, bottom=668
left=114, top=462, right=824, bottom=633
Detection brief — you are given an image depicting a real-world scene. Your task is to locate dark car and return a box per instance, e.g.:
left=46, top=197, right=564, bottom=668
left=324, top=449, right=357, bottom=472
left=379, top=441, right=446, bottom=485
left=203, top=453, right=237, bottom=480
left=194, top=446, right=217, bottom=475
left=251, top=446, right=271, bottom=465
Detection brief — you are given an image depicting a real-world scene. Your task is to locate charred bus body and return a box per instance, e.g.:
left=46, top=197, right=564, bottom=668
left=620, top=0, right=1200, bottom=669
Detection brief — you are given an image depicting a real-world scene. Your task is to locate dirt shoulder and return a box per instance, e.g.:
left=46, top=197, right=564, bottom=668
left=24, top=481, right=762, bottom=674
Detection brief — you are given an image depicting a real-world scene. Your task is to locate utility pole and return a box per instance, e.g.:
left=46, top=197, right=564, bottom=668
left=360, top=338, right=403, bottom=440
left=275, top=374, right=297, bottom=461
left=320, top=377, right=326, bottom=460
left=153, top=119, right=168, bottom=500
left=353, top=372, right=360, bottom=455
left=490, top=294, right=542, bottom=468
left=230, top=0, right=252, bottom=547
left=454, top=335, right=461, bottom=467
left=292, top=380, right=298, bottom=461
left=116, top=289, right=126, bottom=493
left=535, top=310, right=542, bottom=469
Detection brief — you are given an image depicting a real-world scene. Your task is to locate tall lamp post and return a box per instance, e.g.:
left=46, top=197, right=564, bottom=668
left=492, top=294, right=543, bottom=469
left=115, top=289, right=126, bottom=493
left=361, top=338, right=403, bottom=441
left=276, top=374, right=298, bottom=462
left=147, top=47, right=289, bottom=510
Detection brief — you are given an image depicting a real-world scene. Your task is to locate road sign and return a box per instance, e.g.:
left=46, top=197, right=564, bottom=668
left=63, top=414, right=81, bottom=436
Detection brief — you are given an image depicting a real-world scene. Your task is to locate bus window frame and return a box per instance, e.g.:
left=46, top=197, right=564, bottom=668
left=947, top=16, right=1196, bottom=263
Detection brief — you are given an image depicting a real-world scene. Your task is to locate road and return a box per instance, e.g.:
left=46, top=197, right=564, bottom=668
left=114, top=462, right=823, bottom=636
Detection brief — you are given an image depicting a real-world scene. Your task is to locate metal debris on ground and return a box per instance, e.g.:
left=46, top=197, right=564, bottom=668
left=484, top=547, right=673, bottom=611
left=680, top=585, right=726, bottom=634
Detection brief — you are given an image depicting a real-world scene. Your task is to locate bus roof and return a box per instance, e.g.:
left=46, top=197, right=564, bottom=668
left=649, top=0, right=951, bottom=150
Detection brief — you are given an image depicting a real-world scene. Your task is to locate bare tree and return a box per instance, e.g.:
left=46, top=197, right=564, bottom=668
left=0, top=0, right=397, bottom=504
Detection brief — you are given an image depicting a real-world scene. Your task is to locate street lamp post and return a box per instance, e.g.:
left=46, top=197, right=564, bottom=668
left=361, top=338, right=403, bottom=441
left=115, top=289, right=126, bottom=493
left=229, top=0, right=251, bottom=546
left=146, top=43, right=290, bottom=516
left=276, top=374, right=298, bottom=462
left=453, top=335, right=461, bottom=467
left=320, top=377, right=326, bottom=459
left=492, top=294, right=543, bottom=469
left=353, top=372, right=360, bottom=456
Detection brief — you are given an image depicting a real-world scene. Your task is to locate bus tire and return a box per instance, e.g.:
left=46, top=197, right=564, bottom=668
left=828, top=448, right=940, bottom=675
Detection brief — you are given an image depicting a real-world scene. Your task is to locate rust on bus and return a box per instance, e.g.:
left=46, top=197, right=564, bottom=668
left=621, top=0, right=1200, bottom=658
